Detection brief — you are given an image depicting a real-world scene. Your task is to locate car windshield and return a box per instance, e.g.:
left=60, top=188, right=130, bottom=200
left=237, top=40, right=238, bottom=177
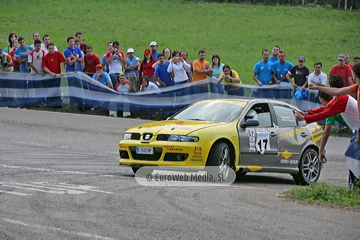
left=170, top=101, right=246, bottom=122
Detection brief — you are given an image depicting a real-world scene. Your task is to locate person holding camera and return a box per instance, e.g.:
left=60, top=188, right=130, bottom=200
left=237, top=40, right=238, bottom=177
left=218, top=65, right=244, bottom=96
left=0, top=48, right=13, bottom=72
left=106, top=40, right=126, bottom=89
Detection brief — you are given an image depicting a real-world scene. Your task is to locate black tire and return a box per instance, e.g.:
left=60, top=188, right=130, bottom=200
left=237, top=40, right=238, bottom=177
left=293, top=148, right=321, bottom=185
left=236, top=170, right=247, bottom=178
left=132, top=166, right=154, bottom=175
left=206, top=142, right=231, bottom=180
left=132, top=167, right=140, bottom=174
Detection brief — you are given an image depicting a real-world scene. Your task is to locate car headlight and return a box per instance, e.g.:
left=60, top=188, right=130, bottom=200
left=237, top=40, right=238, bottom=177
left=168, top=135, right=199, bottom=142
left=123, top=133, right=141, bottom=140
left=123, top=133, right=132, bottom=140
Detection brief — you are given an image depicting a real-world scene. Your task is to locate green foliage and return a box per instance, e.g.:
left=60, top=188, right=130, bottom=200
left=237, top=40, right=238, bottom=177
left=285, top=183, right=360, bottom=207
left=0, top=0, right=359, bottom=84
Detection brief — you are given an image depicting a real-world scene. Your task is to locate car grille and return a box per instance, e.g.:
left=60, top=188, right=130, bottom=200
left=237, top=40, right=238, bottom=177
left=129, top=147, right=162, bottom=161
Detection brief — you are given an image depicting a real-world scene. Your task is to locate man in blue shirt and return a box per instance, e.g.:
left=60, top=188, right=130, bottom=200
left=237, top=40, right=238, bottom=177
left=252, top=49, right=273, bottom=99
left=15, top=37, right=33, bottom=72
left=64, top=36, right=84, bottom=107
left=268, top=45, right=280, bottom=63
left=271, top=50, right=293, bottom=102
left=64, top=36, right=83, bottom=72
left=150, top=41, right=160, bottom=61
left=154, top=53, right=172, bottom=87
left=124, top=48, right=140, bottom=79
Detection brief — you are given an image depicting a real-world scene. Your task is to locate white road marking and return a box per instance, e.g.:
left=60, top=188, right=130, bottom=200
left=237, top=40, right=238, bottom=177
left=0, top=190, right=31, bottom=196
left=0, top=182, right=113, bottom=195
left=1, top=218, right=115, bottom=240
left=1, top=165, right=114, bottom=177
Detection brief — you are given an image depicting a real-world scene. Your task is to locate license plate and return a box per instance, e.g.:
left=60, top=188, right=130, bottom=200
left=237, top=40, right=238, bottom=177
left=136, top=147, right=153, bottom=155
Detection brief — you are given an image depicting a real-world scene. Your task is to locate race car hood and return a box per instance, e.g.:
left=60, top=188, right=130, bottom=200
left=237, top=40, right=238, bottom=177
left=126, top=120, right=231, bottom=135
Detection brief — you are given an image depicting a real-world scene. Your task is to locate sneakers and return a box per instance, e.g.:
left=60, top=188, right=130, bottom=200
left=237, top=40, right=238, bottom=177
left=109, top=110, right=117, bottom=117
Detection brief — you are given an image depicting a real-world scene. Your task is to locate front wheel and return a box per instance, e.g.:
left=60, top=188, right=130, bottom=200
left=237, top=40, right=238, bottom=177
left=206, top=142, right=231, bottom=180
left=293, top=148, right=321, bottom=185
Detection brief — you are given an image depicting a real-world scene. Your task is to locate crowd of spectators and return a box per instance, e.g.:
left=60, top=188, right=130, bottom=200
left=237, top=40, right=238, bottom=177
left=1, top=31, right=359, bottom=114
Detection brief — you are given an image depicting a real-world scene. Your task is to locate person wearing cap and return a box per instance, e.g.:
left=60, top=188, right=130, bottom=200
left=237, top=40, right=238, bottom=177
left=139, top=49, right=156, bottom=83
left=286, top=56, right=310, bottom=111
left=124, top=48, right=140, bottom=79
left=252, top=49, right=274, bottom=99
left=106, top=40, right=126, bottom=89
left=84, top=45, right=101, bottom=77
left=329, top=54, right=353, bottom=87
left=93, top=64, right=112, bottom=88
left=150, top=41, right=160, bottom=60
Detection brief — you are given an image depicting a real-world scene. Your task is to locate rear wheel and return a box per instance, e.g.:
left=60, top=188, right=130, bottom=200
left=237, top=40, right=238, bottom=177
left=293, top=148, right=321, bottom=185
left=207, top=142, right=231, bottom=180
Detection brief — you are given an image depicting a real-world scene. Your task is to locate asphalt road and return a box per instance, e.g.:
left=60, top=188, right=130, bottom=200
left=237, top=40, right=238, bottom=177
left=0, top=108, right=358, bottom=239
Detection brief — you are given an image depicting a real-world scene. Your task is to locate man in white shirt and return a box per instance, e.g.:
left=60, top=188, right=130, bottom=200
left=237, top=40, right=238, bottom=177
left=308, top=62, right=327, bottom=109
left=42, top=35, right=58, bottom=55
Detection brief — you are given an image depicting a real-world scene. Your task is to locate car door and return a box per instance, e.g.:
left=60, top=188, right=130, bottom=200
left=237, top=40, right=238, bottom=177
left=272, top=104, right=308, bottom=169
left=238, top=103, right=279, bottom=168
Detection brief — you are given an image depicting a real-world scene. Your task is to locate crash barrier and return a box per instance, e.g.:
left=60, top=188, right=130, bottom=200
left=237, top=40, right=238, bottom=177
left=0, top=72, right=322, bottom=113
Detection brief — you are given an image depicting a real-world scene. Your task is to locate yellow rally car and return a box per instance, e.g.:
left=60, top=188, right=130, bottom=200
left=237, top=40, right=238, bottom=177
left=118, top=99, right=323, bottom=185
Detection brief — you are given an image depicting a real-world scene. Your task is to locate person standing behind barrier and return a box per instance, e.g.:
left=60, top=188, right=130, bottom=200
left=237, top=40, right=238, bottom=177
left=0, top=48, right=14, bottom=107
left=210, top=54, right=225, bottom=94
left=15, top=37, right=33, bottom=72
left=150, top=41, right=160, bottom=61
left=28, top=39, right=46, bottom=106
left=308, top=62, right=327, bottom=109
left=42, top=43, right=65, bottom=107
left=268, top=45, right=280, bottom=63
left=84, top=46, right=100, bottom=77
left=329, top=54, right=353, bottom=87
left=30, top=32, right=46, bottom=51
left=75, top=32, right=88, bottom=55
left=193, top=50, right=212, bottom=94
left=168, top=54, right=190, bottom=96
left=271, top=50, right=293, bottom=102
left=64, top=36, right=83, bottom=72
left=4, top=33, right=17, bottom=54
left=106, top=40, right=126, bottom=88
left=163, top=48, right=172, bottom=61
left=64, top=36, right=84, bottom=107
left=181, top=51, right=192, bottom=82
left=42, top=35, right=58, bottom=55
left=139, top=49, right=156, bottom=83
left=10, top=38, right=20, bottom=72
left=286, top=56, right=310, bottom=111
left=252, top=49, right=273, bottom=99
left=218, top=65, right=243, bottom=96
left=124, top=48, right=140, bottom=80
left=102, top=42, right=112, bottom=73
left=154, top=53, right=172, bottom=87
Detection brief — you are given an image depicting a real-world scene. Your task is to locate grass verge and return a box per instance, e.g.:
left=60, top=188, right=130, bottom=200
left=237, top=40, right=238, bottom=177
left=284, top=183, right=360, bottom=211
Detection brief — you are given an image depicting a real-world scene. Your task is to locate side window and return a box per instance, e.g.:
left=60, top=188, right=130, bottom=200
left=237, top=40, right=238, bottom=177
left=245, top=103, right=272, bottom=128
left=273, top=105, right=297, bottom=127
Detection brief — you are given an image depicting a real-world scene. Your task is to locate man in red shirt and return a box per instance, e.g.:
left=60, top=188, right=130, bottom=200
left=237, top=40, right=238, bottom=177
left=42, top=43, right=65, bottom=107
left=329, top=54, right=353, bottom=87
left=84, top=46, right=100, bottom=77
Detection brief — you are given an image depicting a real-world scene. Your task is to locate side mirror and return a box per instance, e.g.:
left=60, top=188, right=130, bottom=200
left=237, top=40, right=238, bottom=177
left=240, top=119, right=260, bottom=128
